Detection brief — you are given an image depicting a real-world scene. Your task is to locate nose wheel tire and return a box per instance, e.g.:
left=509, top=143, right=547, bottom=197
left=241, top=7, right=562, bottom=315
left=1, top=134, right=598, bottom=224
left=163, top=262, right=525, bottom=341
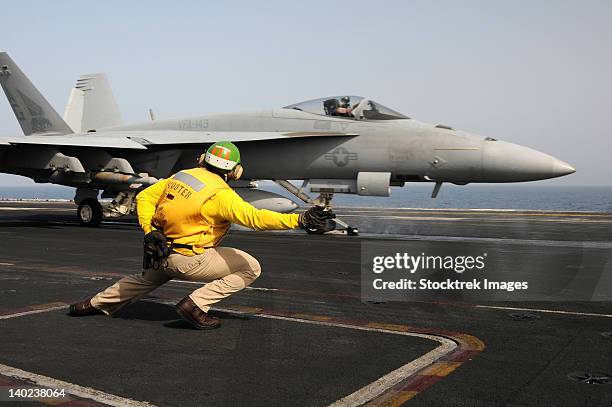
left=77, top=199, right=103, bottom=227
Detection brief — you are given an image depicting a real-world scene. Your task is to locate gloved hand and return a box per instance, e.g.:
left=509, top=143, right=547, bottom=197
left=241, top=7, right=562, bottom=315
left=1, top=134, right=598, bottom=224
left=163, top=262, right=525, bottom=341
left=144, top=230, right=169, bottom=259
left=299, top=206, right=336, bottom=234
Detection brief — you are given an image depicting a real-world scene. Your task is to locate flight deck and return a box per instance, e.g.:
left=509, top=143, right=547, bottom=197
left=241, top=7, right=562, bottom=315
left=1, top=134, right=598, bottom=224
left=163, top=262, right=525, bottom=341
left=0, top=201, right=611, bottom=406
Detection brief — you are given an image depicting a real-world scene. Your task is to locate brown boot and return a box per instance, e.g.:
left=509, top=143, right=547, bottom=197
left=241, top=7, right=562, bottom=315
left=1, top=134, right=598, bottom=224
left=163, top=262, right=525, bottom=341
left=175, top=297, right=220, bottom=330
left=68, top=298, right=104, bottom=316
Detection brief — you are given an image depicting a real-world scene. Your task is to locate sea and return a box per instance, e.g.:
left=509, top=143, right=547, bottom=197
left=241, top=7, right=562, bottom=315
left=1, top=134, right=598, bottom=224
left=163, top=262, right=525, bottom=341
left=1, top=183, right=611, bottom=212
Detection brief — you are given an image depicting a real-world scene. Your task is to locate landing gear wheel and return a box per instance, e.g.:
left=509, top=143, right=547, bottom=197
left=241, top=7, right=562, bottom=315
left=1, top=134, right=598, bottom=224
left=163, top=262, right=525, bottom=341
left=77, top=199, right=103, bottom=227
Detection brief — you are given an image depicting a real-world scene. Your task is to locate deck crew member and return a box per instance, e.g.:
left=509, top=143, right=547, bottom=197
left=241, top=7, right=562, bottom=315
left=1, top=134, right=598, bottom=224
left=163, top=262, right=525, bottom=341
left=69, top=141, right=334, bottom=329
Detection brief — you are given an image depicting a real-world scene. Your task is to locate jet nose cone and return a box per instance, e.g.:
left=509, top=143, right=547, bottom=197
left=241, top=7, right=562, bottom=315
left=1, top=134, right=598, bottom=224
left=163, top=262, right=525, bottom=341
left=552, top=160, right=576, bottom=177
left=481, top=139, right=576, bottom=182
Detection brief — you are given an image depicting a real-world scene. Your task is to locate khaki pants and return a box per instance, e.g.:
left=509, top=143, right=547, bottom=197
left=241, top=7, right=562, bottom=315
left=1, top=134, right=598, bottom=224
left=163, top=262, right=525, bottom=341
left=90, top=247, right=261, bottom=314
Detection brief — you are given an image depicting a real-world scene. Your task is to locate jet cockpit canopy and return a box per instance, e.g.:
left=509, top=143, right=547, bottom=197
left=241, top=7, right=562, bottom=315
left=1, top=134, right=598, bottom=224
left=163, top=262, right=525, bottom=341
left=284, top=96, right=409, bottom=120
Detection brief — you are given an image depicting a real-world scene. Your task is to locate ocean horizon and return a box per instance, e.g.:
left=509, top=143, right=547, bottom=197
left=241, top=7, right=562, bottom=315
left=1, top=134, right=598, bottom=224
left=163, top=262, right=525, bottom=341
left=1, top=183, right=610, bottom=212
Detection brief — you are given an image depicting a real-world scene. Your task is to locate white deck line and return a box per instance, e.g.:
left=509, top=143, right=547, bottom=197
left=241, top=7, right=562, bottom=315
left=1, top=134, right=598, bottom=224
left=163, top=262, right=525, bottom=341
left=0, top=363, right=156, bottom=407
left=0, top=305, right=157, bottom=406
left=0, top=207, right=74, bottom=211
left=1, top=300, right=456, bottom=407
left=0, top=305, right=68, bottom=320
left=334, top=207, right=610, bottom=214
left=360, top=233, right=612, bottom=249
left=0, top=199, right=73, bottom=203
left=339, top=214, right=612, bottom=224
left=216, top=308, right=457, bottom=407
left=475, top=305, right=612, bottom=318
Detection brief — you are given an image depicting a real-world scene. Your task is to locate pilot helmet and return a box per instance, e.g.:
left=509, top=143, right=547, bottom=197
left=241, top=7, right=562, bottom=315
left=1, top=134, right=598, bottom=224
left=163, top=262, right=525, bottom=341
left=340, top=96, right=350, bottom=106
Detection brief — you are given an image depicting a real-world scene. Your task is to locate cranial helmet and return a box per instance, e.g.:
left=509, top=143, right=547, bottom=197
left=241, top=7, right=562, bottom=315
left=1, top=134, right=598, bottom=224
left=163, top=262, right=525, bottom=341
left=199, top=141, right=243, bottom=180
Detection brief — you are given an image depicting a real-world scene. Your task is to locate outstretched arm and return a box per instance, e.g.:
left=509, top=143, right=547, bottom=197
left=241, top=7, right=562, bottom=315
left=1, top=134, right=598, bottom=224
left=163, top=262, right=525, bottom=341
left=213, top=189, right=299, bottom=230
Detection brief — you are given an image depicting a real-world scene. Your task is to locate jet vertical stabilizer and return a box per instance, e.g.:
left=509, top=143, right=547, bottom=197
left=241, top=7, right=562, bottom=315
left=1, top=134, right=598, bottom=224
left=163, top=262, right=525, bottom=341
left=64, top=73, right=123, bottom=133
left=0, top=52, right=73, bottom=135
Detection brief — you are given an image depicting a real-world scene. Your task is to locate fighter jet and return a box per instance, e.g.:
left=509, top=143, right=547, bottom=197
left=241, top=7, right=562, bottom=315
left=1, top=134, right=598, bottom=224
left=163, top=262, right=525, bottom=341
left=0, top=52, right=575, bottom=228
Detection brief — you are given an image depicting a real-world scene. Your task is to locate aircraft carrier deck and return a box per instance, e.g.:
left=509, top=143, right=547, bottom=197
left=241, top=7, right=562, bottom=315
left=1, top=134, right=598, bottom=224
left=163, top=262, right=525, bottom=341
left=0, top=201, right=611, bottom=406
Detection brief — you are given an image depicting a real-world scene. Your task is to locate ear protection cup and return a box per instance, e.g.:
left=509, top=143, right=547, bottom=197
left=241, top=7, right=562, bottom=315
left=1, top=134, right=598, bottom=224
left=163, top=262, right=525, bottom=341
left=228, top=164, right=243, bottom=181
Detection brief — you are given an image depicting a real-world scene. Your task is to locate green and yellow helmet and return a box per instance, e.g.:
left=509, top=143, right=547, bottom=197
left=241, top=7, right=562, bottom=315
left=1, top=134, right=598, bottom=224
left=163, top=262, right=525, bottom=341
left=203, top=141, right=241, bottom=171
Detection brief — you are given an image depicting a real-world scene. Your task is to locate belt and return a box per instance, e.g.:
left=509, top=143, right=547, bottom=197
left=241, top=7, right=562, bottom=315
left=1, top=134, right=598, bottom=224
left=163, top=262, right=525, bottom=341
left=171, top=243, right=194, bottom=250
left=170, top=242, right=195, bottom=255
left=169, top=242, right=215, bottom=255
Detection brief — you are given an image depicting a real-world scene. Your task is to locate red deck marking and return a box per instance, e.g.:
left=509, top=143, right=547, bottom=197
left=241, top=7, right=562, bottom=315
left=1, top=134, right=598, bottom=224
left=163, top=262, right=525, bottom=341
left=220, top=304, right=485, bottom=406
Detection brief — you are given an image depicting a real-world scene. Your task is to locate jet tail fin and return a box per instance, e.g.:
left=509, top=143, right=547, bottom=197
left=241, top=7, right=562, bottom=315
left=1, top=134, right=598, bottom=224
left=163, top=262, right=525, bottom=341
left=0, top=52, right=73, bottom=135
left=63, top=73, right=123, bottom=133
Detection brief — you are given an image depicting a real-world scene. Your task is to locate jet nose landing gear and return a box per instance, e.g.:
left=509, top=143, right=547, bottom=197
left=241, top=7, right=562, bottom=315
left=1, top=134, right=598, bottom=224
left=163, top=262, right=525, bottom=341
left=274, top=180, right=359, bottom=236
left=327, top=216, right=359, bottom=236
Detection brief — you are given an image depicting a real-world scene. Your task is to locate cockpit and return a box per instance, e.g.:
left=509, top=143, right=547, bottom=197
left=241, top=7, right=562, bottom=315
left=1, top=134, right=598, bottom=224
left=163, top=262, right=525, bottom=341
left=283, top=96, right=409, bottom=120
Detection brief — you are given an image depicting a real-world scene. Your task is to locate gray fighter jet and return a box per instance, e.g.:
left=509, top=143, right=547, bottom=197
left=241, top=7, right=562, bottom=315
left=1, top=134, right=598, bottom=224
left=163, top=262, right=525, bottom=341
left=0, top=52, right=575, bottom=228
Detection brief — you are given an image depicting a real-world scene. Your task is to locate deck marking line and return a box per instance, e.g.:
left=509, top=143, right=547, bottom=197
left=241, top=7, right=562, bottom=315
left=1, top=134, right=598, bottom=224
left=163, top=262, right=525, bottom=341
left=417, top=361, right=462, bottom=377
left=0, top=372, right=108, bottom=406
left=0, top=304, right=68, bottom=320
left=0, top=363, right=156, bottom=407
left=0, top=207, right=74, bottom=212
left=336, top=208, right=611, bottom=217
left=213, top=305, right=484, bottom=407
left=475, top=305, right=612, bottom=318
left=202, top=284, right=612, bottom=321
left=2, top=299, right=482, bottom=406
left=360, top=233, right=612, bottom=249
left=221, top=310, right=456, bottom=407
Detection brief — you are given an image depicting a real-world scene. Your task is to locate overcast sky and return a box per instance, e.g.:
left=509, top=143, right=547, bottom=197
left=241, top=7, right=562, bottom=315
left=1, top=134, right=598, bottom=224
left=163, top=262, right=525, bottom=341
left=0, top=0, right=610, bottom=186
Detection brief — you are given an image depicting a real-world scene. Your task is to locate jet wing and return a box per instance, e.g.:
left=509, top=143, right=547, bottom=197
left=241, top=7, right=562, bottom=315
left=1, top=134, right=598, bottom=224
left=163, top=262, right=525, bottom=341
left=0, top=131, right=357, bottom=149
left=125, top=130, right=358, bottom=146
left=2, top=134, right=148, bottom=149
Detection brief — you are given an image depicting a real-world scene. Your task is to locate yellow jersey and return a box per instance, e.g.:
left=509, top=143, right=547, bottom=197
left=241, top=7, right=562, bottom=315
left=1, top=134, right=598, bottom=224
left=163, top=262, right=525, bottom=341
left=136, top=167, right=299, bottom=255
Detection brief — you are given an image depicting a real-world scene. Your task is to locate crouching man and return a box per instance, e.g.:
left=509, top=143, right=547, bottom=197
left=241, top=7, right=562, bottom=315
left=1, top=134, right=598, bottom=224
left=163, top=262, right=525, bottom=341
left=69, top=141, right=334, bottom=329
